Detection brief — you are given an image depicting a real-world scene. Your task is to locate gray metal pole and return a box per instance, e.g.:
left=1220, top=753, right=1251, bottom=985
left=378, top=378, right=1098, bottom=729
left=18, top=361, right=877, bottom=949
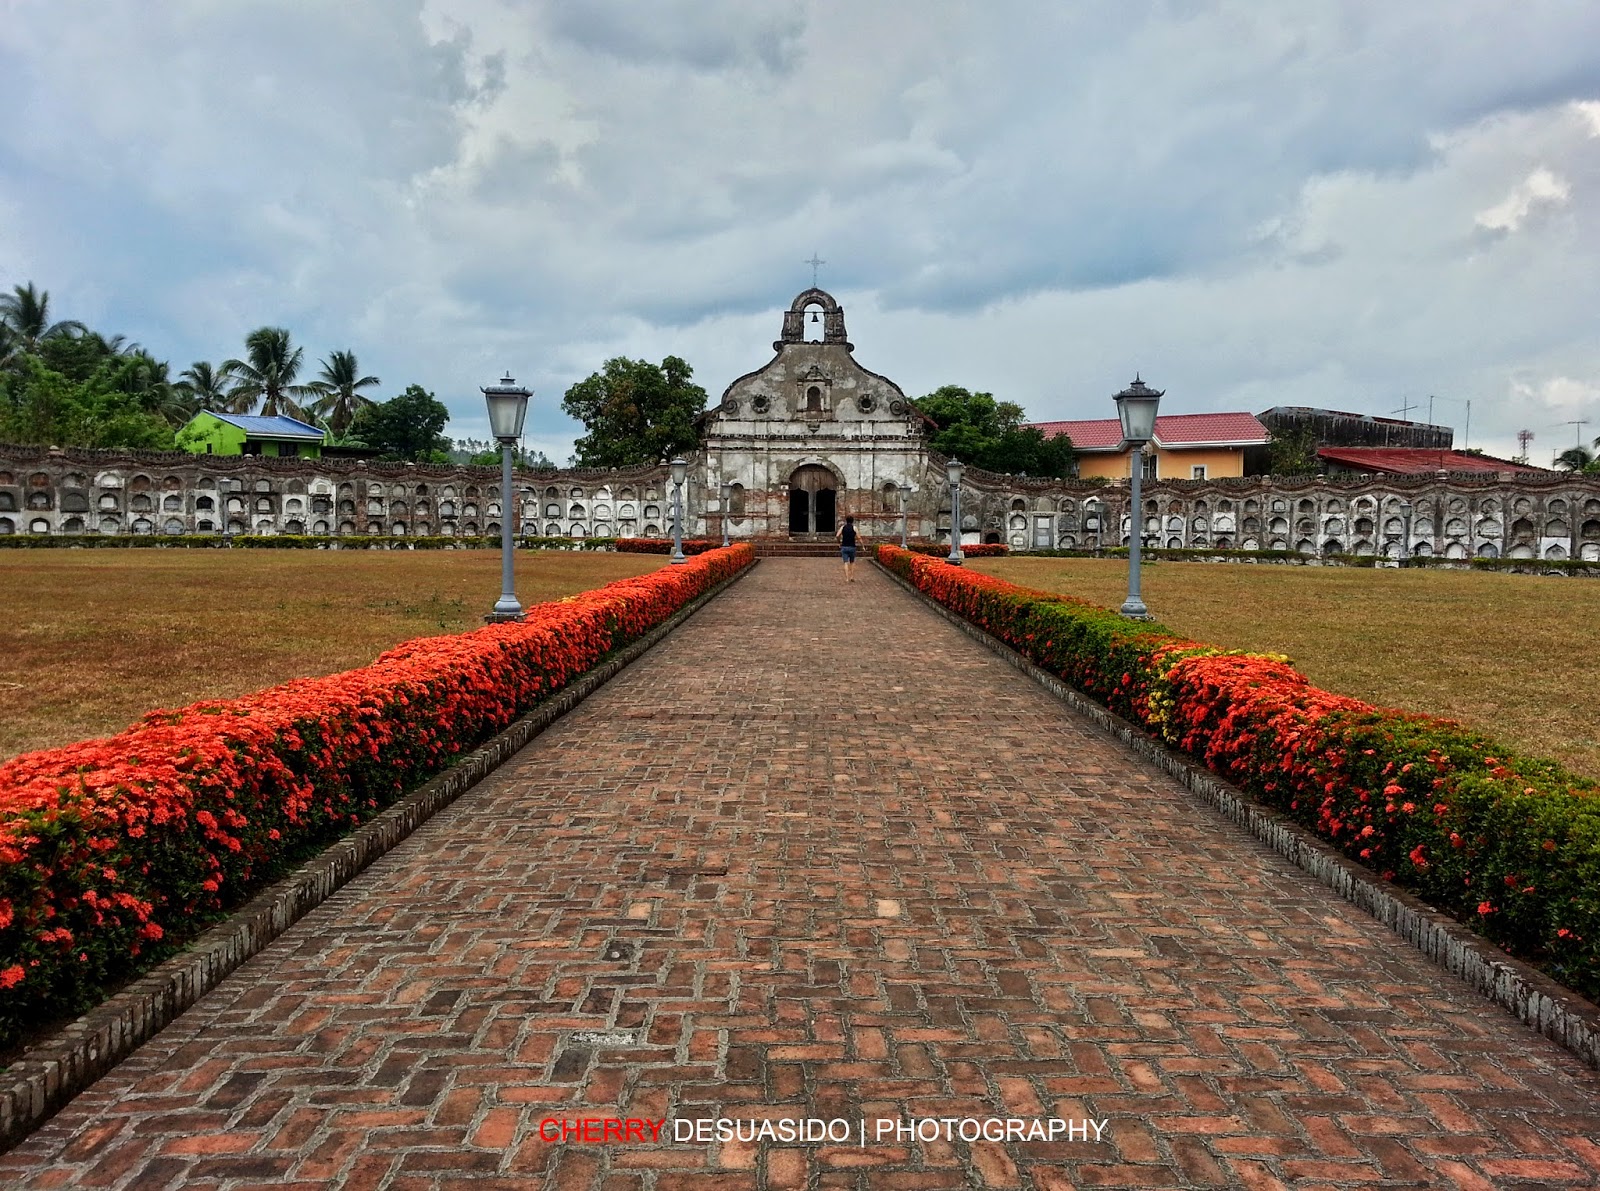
left=492, top=443, right=523, bottom=618
left=900, top=494, right=908, bottom=548
left=671, top=480, right=686, bottom=564
left=1120, top=445, right=1149, bottom=618
left=946, top=483, right=963, bottom=564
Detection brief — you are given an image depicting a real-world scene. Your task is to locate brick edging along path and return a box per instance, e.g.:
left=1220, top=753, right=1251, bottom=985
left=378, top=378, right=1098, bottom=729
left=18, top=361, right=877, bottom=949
left=0, top=559, right=756, bottom=1153
left=875, top=558, right=1600, bottom=1075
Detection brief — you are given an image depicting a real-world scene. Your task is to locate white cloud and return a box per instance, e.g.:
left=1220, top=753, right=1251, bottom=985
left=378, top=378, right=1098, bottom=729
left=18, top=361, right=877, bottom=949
left=1476, top=168, right=1572, bottom=232
left=1, top=1, right=1599, bottom=458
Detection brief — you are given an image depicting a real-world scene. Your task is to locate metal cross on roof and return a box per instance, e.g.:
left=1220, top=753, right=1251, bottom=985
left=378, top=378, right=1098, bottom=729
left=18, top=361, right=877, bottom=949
left=804, top=253, right=825, bottom=286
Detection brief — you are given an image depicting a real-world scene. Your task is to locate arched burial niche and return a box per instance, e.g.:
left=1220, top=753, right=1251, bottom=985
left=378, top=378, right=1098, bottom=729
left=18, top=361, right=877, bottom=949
left=788, top=464, right=837, bottom=535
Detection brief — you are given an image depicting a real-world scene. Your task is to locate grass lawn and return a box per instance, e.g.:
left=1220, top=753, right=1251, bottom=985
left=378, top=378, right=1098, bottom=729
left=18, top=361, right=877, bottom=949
left=971, top=557, right=1600, bottom=781
left=0, top=549, right=666, bottom=763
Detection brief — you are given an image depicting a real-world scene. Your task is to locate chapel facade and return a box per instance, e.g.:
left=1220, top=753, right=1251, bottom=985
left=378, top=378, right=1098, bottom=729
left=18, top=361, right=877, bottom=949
left=698, top=287, right=937, bottom=542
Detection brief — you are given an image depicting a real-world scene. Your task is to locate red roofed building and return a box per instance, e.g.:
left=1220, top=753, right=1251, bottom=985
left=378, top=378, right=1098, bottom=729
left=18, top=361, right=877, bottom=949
left=1316, top=447, right=1550, bottom=477
left=1026, top=412, right=1271, bottom=481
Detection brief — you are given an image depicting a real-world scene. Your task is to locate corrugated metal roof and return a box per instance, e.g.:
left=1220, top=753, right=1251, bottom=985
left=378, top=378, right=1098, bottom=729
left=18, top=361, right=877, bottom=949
left=212, top=412, right=325, bottom=439
left=1026, top=412, right=1270, bottom=451
left=1316, top=447, right=1547, bottom=474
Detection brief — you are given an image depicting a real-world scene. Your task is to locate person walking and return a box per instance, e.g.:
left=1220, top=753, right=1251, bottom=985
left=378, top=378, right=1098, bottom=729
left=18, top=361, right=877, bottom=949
left=835, top=514, right=861, bottom=582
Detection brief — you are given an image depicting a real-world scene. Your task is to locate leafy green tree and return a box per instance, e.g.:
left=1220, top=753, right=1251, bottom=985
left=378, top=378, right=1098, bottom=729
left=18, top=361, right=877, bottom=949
left=310, top=349, right=380, bottom=434
left=452, top=437, right=555, bottom=468
left=125, top=355, right=195, bottom=427
left=348, top=384, right=451, bottom=461
left=0, top=355, right=175, bottom=448
left=912, top=385, right=1075, bottom=477
left=175, top=361, right=236, bottom=413
left=321, top=428, right=371, bottom=450
left=562, top=356, right=707, bottom=468
left=223, top=327, right=319, bottom=418
left=0, top=282, right=85, bottom=353
left=1267, top=425, right=1320, bottom=475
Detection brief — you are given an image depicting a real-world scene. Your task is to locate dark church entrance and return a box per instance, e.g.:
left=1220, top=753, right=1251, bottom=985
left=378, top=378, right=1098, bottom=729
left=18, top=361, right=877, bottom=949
left=788, top=465, right=836, bottom=534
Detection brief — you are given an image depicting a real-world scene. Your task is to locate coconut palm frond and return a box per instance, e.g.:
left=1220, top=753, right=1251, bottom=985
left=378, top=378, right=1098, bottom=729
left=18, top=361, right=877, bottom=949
left=223, top=327, right=321, bottom=419
left=311, top=348, right=381, bottom=435
left=1554, top=446, right=1595, bottom=473
left=0, top=282, right=86, bottom=351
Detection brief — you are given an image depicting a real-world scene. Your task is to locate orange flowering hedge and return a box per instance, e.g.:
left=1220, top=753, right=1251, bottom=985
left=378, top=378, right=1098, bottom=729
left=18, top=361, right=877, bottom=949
left=878, top=545, right=1600, bottom=1000
left=908, top=543, right=1010, bottom=557
left=615, top=538, right=720, bottom=555
left=0, top=544, right=753, bottom=1048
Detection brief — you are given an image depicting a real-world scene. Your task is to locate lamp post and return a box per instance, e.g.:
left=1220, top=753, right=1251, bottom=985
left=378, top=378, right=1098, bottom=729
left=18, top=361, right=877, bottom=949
left=669, top=457, right=688, bottom=564
left=720, top=481, right=732, bottom=548
left=899, top=483, right=912, bottom=547
left=1397, top=499, right=1413, bottom=566
left=945, top=459, right=965, bottom=564
left=1084, top=497, right=1104, bottom=553
left=1114, top=376, right=1162, bottom=619
left=483, top=373, right=532, bottom=621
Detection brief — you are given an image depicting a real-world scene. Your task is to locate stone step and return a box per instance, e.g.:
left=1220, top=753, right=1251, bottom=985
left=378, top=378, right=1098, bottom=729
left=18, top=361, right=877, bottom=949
left=752, top=540, right=843, bottom=557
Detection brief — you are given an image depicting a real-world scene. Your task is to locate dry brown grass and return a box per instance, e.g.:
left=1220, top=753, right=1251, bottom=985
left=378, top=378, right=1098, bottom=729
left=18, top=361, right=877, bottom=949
left=0, top=550, right=666, bottom=762
left=972, top=557, right=1600, bottom=781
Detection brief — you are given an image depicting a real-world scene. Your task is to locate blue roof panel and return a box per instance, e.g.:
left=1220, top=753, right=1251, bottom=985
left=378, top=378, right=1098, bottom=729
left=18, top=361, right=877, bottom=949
left=213, top=412, right=325, bottom=439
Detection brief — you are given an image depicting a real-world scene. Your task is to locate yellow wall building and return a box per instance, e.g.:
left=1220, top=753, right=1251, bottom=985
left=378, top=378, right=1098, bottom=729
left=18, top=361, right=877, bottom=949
left=1027, top=412, right=1270, bottom=479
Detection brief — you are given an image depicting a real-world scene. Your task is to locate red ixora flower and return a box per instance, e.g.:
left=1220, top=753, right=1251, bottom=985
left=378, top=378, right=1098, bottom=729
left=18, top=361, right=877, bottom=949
left=0, top=546, right=756, bottom=1034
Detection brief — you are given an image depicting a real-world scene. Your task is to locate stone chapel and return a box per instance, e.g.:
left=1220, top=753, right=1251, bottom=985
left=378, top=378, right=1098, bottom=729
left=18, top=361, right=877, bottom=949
left=697, top=287, right=934, bottom=540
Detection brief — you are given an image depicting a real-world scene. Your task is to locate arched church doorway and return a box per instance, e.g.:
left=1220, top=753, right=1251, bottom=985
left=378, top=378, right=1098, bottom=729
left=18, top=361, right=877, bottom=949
left=788, top=465, right=836, bottom=535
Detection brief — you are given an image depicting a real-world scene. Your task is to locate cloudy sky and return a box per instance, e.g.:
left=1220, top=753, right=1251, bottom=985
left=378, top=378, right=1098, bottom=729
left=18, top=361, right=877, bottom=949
left=3, top=0, right=1599, bottom=464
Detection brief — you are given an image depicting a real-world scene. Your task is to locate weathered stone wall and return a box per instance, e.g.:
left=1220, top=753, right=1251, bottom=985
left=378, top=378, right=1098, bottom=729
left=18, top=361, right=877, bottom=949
left=1259, top=405, right=1453, bottom=450
left=0, top=446, right=674, bottom=541
left=701, top=291, right=929, bottom=541
left=945, top=467, right=1600, bottom=562
left=7, top=443, right=1595, bottom=563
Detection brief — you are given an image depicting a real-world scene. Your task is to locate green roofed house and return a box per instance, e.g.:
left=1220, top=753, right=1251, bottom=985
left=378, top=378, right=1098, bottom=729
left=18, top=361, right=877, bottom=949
left=176, top=411, right=327, bottom=458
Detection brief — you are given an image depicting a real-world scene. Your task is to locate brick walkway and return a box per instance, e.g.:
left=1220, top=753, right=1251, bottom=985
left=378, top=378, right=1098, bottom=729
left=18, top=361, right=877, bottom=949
left=4, top=559, right=1599, bottom=1189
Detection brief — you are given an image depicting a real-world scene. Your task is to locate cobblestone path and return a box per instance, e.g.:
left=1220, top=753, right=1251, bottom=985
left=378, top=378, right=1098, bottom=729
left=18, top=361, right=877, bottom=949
left=4, top=559, right=1599, bottom=1190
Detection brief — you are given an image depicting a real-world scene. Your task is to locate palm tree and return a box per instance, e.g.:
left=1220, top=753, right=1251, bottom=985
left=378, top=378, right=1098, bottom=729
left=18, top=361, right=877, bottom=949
left=0, top=282, right=85, bottom=352
left=111, top=352, right=194, bottom=427
left=175, top=361, right=237, bottom=413
left=222, top=327, right=319, bottom=419
left=310, top=349, right=380, bottom=435
left=1555, top=446, right=1595, bottom=473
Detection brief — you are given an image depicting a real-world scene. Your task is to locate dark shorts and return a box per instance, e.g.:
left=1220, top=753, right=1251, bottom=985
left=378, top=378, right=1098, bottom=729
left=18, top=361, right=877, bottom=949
left=840, top=546, right=857, bottom=562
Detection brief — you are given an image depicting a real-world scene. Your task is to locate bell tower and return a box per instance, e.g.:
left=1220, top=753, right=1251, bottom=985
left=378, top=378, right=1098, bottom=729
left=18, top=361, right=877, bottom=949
left=776, top=288, right=852, bottom=351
